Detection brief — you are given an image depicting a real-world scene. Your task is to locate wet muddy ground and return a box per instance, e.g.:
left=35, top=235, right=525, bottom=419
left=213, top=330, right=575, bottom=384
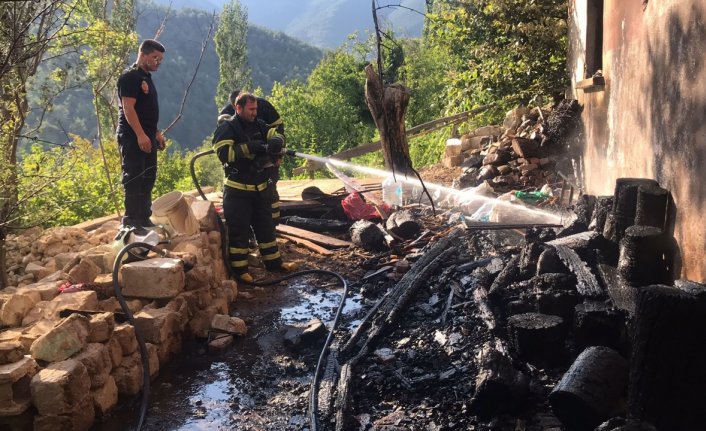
left=95, top=274, right=362, bottom=431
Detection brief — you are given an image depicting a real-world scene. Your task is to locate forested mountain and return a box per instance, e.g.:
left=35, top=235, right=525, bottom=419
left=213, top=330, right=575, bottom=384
left=152, top=0, right=425, bottom=48
left=25, top=1, right=323, bottom=151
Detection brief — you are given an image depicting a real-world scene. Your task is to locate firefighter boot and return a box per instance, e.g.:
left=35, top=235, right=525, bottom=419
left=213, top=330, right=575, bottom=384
left=279, top=262, right=299, bottom=272
left=238, top=273, right=254, bottom=284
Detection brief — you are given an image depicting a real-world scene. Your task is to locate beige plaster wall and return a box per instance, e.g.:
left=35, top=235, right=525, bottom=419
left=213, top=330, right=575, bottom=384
left=570, top=0, right=706, bottom=282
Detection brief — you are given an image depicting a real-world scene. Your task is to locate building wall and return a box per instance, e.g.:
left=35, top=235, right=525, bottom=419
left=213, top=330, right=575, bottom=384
left=569, top=0, right=706, bottom=282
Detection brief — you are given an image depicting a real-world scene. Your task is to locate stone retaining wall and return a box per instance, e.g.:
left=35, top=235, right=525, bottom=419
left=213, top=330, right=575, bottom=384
left=0, top=200, right=239, bottom=430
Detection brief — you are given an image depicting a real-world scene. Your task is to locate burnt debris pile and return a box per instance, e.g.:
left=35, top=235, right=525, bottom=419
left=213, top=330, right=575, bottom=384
left=313, top=175, right=702, bottom=431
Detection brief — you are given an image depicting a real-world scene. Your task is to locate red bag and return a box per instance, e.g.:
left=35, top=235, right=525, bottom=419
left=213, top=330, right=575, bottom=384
left=341, top=192, right=387, bottom=221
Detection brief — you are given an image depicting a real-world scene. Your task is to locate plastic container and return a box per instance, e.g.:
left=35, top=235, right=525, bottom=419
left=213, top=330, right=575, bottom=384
left=151, top=191, right=199, bottom=235
left=381, top=175, right=404, bottom=207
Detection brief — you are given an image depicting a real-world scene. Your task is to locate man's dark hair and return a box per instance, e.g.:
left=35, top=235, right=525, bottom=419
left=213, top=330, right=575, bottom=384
left=229, top=90, right=241, bottom=105
left=139, top=39, right=165, bottom=55
left=235, top=92, right=257, bottom=108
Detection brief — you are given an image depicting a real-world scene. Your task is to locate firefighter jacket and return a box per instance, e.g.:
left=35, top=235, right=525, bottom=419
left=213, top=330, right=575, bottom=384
left=212, top=115, right=284, bottom=192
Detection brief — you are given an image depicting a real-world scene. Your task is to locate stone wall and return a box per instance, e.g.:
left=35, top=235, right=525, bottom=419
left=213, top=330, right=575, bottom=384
left=0, top=200, right=240, bottom=429
left=568, top=0, right=706, bottom=282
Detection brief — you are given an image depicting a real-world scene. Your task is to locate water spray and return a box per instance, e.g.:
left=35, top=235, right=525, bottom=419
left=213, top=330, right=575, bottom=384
left=285, top=150, right=564, bottom=225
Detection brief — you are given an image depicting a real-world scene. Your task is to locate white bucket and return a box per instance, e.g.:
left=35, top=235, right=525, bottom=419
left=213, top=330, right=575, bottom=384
left=151, top=191, right=199, bottom=235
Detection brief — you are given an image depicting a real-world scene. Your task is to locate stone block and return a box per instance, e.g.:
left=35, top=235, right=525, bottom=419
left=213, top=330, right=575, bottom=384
left=0, top=294, right=37, bottom=327
left=208, top=335, right=233, bottom=351
left=93, top=273, right=114, bottom=293
left=191, top=199, right=217, bottom=231
left=38, top=270, right=70, bottom=284
left=54, top=252, right=80, bottom=271
left=82, top=251, right=112, bottom=274
left=30, top=359, right=90, bottom=415
left=68, top=258, right=100, bottom=284
left=44, top=291, right=99, bottom=320
left=105, top=337, right=122, bottom=369
left=120, top=258, right=185, bottom=299
left=0, top=342, right=24, bottom=366
left=134, top=308, right=178, bottom=344
left=145, top=343, right=159, bottom=380
left=157, top=332, right=181, bottom=366
left=165, top=296, right=190, bottom=332
left=92, top=374, right=117, bottom=417
left=16, top=280, right=59, bottom=302
left=185, top=266, right=211, bottom=291
left=111, top=351, right=143, bottom=396
left=97, top=297, right=121, bottom=313
left=443, top=155, right=464, bottom=168
left=212, top=296, right=229, bottom=315
left=473, top=125, right=504, bottom=137
left=73, top=344, right=112, bottom=390
left=24, top=262, right=51, bottom=280
left=112, top=324, right=137, bottom=356
left=18, top=320, right=53, bottom=351
left=188, top=306, right=218, bottom=339
left=88, top=312, right=115, bottom=343
left=222, top=280, right=238, bottom=302
left=211, top=314, right=247, bottom=336
left=444, top=138, right=463, bottom=156
left=0, top=356, right=38, bottom=417
left=30, top=314, right=90, bottom=362
left=33, top=393, right=94, bottom=431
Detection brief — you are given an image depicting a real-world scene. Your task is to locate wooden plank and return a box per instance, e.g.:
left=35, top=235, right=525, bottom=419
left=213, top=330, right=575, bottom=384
left=275, top=224, right=352, bottom=249
left=278, top=233, right=333, bottom=255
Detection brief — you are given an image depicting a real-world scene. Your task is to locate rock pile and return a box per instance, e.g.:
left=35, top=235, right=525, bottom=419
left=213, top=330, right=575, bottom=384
left=444, top=99, right=582, bottom=193
left=0, top=200, right=241, bottom=430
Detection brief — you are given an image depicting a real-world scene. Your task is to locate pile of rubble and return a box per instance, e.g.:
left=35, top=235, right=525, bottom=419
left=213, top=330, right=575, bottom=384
left=312, top=174, right=700, bottom=431
left=443, top=99, right=581, bottom=193
left=0, top=200, right=246, bottom=430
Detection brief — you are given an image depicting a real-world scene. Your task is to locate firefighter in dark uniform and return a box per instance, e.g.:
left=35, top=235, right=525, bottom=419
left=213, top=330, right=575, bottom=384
left=116, top=39, right=166, bottom=228
left=220, top=90, right=283, bottom=224
left=213, top=92, right=295, bottom=283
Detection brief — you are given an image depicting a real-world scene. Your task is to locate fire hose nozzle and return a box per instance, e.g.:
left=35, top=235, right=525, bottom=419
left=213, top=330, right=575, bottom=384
left=285, top=149, right=296, bottom=157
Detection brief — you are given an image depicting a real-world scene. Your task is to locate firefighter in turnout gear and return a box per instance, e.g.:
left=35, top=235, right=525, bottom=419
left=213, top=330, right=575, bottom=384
left=212, top=92, right=296, bottom=282
left=220, top=89, right=284, bottom=224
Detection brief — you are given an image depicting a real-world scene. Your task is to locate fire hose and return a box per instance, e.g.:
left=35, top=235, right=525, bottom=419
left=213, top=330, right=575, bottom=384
left=189, top=148, right=346, bottom=430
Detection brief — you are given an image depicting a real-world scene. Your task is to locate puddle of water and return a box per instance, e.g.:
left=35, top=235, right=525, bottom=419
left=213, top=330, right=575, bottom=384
left=94, top=278, right=362, bottom=430
left=279, top=280, right=363, bottom=327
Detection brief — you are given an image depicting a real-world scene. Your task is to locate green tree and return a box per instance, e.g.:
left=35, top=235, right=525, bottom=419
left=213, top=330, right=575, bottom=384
left=426, top=0, right=569, bottom=111
left=268, top=47, right=377, bottom=178
left=214, top=0, right=251, bottom=108
left=0, top=0, right=73, bottom=287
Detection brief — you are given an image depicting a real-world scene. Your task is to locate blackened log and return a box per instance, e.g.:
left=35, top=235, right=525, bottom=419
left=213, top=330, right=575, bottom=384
left=349, top=220, right=386, bottom=252
left=608, top=178, right=659, bottom=243
left=553, top=245, right=604, bottom=298
left=471, top=339, right=529, bottom=418
left=589, top=196, right=613, bottom=233
left=617, top=226, right=669, bottom=286
left=488, top=254, right=521, bottom=303
left=629, top=285, right=706, bottom=431
left=334, top=363, right=353, bottom=431
left=549, top=346, right=628, bottom=430
left=507, top=312, right=566, bottom=367
left=537, top=247, right=570, bottom=274
left=536, top=290, right=580, bottom=324
left=635, top=184, right=668, bottom=230
left=574, top=301, right=627, bottom=354
left=364, top=64, right=413, bottom=175
left=280, top=216, right=350, bottom=233
left=384, top=210, right=421, bottom=240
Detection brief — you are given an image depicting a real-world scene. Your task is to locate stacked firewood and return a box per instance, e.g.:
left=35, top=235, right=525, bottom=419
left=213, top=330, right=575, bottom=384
left=447, top=99, right=581, bottom=193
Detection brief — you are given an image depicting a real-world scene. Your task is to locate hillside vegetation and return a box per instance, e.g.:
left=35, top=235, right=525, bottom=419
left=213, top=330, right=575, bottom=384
left=7, top=0, right=568, bottom=231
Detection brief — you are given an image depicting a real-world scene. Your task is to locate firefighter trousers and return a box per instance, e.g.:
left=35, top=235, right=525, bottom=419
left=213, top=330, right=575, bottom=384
left=223, top=185, right=282, bottom=275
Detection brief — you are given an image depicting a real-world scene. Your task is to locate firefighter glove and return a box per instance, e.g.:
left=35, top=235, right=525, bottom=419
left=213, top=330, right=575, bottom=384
left=266, top=136, right=284, bottom=155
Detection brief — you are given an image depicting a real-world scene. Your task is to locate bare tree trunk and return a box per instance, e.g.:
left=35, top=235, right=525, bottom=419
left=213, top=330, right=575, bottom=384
left=363, top=63, right=413, bottom=176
